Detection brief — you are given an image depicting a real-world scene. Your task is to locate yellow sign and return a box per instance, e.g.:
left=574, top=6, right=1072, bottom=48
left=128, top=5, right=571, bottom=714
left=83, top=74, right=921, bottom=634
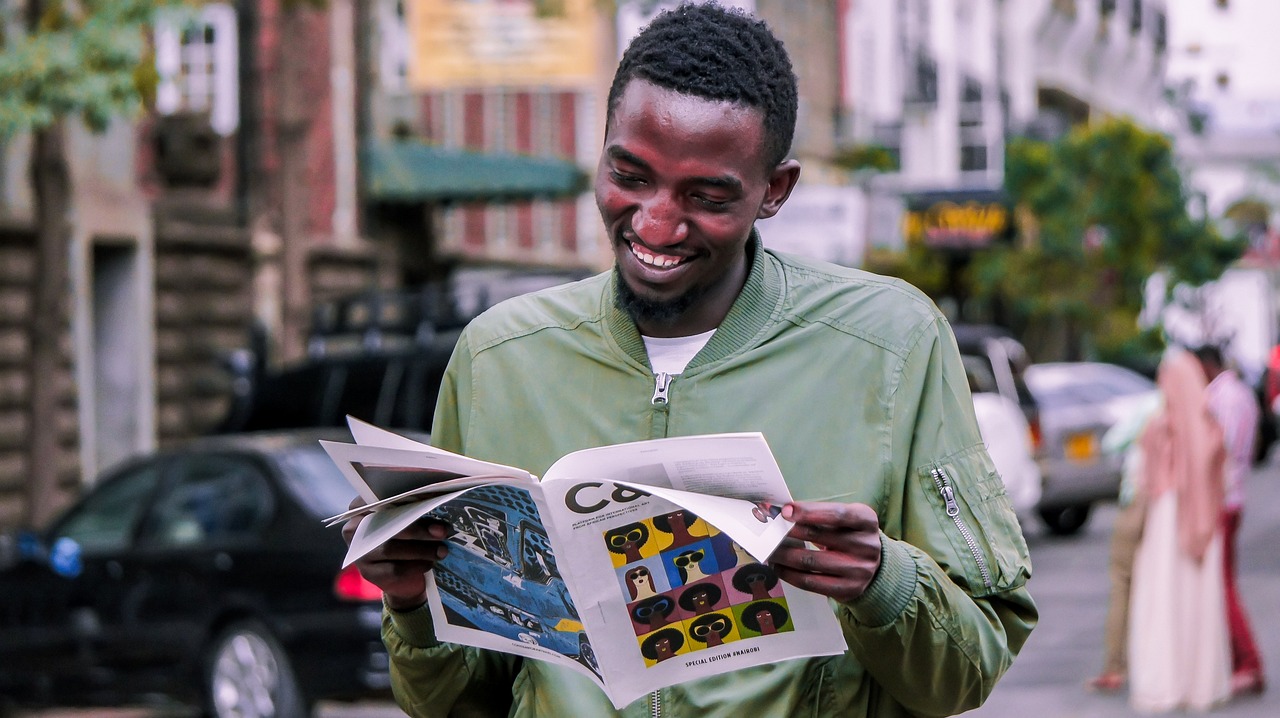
left=406, top=0, right=600, bottom=89
left=903, top=201, right=1009, bottom=249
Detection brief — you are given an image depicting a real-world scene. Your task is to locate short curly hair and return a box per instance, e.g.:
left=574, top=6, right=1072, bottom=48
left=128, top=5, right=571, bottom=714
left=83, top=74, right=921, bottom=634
left=607, top=2, right=798, bottom=170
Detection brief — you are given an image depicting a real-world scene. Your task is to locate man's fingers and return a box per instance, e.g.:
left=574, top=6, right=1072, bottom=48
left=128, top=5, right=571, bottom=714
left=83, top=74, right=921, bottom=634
left=770, top=544, right=861, bottom=576
left=374, top=537, right=449, bottom=562
left=783, top=501, right=878, bottom=530
left=770, top=563, right=874, bottom=602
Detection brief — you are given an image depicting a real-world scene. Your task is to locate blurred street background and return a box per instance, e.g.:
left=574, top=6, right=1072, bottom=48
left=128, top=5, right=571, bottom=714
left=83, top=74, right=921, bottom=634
left=3, top=0, right=1280, bottom=716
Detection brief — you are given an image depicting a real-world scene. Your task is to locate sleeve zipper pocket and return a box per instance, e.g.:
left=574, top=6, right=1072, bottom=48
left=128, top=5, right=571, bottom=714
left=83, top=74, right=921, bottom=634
left=930, top=464, right=993, bottom=590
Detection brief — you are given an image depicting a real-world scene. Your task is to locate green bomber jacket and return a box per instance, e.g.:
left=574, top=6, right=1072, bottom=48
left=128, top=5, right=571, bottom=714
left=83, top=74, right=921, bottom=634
left=382, top=238, right=1037, bottom=717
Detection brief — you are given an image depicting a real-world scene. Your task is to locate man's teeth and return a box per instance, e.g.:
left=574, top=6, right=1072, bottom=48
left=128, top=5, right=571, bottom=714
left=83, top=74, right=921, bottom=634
left=630, top=243, right=685, bottom=268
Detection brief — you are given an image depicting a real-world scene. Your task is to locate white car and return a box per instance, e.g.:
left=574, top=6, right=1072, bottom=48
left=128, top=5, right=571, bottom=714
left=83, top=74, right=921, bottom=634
left=971, top=391, right=1043, bottom=517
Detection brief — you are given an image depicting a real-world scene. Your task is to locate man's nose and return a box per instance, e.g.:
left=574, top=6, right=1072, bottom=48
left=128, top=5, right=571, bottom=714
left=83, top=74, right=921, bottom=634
left=632, top=195, right=688, bottom=246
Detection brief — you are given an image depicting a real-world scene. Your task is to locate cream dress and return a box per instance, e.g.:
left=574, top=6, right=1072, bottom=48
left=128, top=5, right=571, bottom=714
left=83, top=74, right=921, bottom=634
left=1127, top=491, right=1231, bottom=712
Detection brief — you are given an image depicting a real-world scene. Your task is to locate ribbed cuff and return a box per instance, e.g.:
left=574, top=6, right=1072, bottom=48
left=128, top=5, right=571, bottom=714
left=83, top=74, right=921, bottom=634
left=384, top=597, right=440, bottom=648
left=847, top=535, right=917, bottom=628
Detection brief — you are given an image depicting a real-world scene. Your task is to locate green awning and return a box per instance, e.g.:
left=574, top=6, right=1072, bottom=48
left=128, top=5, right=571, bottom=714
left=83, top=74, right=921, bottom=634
left=362, top=139, right=587, bottom=203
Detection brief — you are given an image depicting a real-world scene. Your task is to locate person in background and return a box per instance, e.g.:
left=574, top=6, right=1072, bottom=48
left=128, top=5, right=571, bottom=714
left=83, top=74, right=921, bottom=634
left=341, top=3, right=1036, bottom=716
left=1086, top=389, right=1161, bottom=694
left=1127, top=348, right=1231, bottom=713
left=1194, top=345, right=1266, bottom=697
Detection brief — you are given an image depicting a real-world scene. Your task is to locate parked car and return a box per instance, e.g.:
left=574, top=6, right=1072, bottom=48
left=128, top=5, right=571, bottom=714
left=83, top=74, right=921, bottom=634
left=952, top=325, right=1045, bottom=517
left=970, top=392, right=1043, bottom=518
left=952, top=325, right=1158, bottom=535
left=1023, top=361, right=1159, bottom=534
left=0, top=429, right=389, bottom=718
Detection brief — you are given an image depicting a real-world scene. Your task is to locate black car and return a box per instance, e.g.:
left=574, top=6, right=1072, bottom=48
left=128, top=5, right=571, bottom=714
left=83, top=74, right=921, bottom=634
left=0, top=430, right=388, bottom=718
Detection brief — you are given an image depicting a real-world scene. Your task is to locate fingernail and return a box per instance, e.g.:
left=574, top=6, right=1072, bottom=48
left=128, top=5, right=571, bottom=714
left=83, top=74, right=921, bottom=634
left=781, top=504, right=795, bottom=520
left=429, top=524, right=447, bottom=538
left=436, top=545, right=448, bottom=559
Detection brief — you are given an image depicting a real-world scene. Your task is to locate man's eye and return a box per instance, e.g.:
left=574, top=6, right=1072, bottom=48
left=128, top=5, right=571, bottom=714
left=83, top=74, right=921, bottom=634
left=694, top=195, right=730, bottom=209
left=610, top=171, right=643, bottom=186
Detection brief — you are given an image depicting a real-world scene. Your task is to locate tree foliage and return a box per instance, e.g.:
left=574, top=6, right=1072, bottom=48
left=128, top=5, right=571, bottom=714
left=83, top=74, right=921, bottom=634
left=0, top=0, right=205, bottom=137
left=972, top=118, right=1244, bottom=363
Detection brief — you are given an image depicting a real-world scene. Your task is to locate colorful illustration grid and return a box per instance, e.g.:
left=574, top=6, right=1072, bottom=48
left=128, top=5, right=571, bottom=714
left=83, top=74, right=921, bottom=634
left=603, top=509, right=794, bottom=667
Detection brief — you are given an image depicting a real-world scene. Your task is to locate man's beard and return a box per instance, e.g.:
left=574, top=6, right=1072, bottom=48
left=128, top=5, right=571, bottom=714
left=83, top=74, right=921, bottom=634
left=613, top=267, right=707, bottom=330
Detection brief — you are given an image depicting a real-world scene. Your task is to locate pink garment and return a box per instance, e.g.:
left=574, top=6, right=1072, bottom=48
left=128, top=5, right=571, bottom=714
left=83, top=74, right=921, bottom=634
left=1137, top=350, right=1225, bottom=562
left=1204, top=370, right=1259, bottom=510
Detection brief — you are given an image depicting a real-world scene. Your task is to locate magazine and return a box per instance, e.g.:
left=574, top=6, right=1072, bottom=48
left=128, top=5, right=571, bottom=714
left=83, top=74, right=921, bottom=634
left=322, top=418, right=848, bottom=709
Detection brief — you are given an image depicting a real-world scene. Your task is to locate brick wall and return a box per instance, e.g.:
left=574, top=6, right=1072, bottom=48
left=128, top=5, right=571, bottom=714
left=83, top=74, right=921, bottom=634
left=0, top=233, right=81, bottom=530
left=152, top=204, right=254, bottom=447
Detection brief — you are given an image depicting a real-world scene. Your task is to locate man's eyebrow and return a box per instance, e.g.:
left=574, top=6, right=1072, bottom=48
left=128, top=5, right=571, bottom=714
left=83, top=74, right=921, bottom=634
left=605, top=146, right=649, bottom=169
left=604, top=146, right=743, bottom=193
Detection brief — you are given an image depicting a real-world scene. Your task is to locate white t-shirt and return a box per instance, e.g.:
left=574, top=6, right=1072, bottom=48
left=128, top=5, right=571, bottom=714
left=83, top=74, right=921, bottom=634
left=642, top=329, right=716, bottom=375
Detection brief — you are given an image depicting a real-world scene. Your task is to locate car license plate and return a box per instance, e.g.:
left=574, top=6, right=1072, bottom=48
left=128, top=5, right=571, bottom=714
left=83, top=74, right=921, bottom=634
left=1065, top=432, right=1098, bottom=462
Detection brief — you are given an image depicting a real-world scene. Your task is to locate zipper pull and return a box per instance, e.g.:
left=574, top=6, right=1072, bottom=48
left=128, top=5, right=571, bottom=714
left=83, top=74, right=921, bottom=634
left=931, top=467, right=961, bottom=517
left=651, top=372, right=673, bottom=405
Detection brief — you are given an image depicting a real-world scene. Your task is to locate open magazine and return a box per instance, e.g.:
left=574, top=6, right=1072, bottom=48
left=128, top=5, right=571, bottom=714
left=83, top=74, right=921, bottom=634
left=322, top=418, right=847, bottom=709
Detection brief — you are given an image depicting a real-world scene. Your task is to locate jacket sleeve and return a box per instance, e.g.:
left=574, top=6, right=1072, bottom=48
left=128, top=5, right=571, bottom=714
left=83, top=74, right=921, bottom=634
left=839, top=317, right=1038, bottom=717
left=382, top=331, right=524, bottom=717
left=384, top=602, right=522, bottom=718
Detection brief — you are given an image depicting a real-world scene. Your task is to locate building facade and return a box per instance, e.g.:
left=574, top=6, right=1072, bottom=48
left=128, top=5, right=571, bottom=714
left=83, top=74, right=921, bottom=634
left=841, top=0, right=1169, bottom=249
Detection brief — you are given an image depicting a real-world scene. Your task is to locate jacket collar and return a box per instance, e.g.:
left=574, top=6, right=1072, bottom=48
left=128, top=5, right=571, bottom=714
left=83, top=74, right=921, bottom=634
left=605, top=229, right=784, bottom=371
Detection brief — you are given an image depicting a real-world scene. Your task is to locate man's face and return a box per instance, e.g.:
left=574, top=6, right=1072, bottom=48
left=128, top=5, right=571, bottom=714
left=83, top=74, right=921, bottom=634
left=595, top=79, right=799, bottom=337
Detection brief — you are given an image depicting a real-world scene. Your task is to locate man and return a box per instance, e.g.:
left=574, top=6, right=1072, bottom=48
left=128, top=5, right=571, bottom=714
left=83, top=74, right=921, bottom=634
left=346, top=4, right=1036, bottom=716
left=1194, top=345, right=1265, bottom=697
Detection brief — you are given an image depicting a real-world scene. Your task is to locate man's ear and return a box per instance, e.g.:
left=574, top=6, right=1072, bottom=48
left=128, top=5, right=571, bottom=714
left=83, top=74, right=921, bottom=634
left=757, top=159, right=801, bottom=220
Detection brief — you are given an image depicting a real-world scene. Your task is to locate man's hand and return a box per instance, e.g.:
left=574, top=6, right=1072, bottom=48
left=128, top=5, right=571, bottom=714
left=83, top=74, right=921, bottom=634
left=341, top=497, right=451, bottom=612
left=767, top=501, right=882, bottom=603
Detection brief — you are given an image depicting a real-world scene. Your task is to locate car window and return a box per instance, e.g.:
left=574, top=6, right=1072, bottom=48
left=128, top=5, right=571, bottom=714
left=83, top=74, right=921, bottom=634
left=52, top=463, right=163, bottom=552
left=962, top=354, right=999, bottom=394
left=140, top=455, right=273, bottom=547
left=1026, top=365, right=1156, bottom=408
left=276, top=444, right=362, bottom=518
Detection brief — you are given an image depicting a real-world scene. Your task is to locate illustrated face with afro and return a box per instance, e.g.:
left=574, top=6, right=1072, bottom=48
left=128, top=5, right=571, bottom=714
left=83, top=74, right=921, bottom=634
left=605, top=522, right=650, bottom=563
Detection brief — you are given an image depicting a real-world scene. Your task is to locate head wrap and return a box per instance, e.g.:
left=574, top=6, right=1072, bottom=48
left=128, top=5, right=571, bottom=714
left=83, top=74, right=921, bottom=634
left=1138, top=349, right=1225, bottom=561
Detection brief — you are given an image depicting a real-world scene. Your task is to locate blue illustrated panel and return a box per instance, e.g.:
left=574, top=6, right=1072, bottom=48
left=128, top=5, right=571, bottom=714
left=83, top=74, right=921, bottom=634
left=429, top=485, right=599, bottom=678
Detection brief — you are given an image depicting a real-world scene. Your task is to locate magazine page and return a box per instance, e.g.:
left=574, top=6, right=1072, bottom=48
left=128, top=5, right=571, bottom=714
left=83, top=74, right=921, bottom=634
left=343, top=477, right=609, bottom=689
left=319, top=440, right=533, bottom=505
left=536, top=434, right=848, bottom=709
left=543, top=432, right=796, bottom=561
left=416, top=480, right=608, bottom=690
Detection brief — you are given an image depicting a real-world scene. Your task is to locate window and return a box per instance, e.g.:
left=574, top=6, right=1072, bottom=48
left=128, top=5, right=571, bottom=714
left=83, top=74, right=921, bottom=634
left=53, top=464, right=163, bottom=553
left=141, top=456, right=272, bottom=547
left=959, top=77, right=988, bottom=172
left=155, top=4, right=239, bottom=135
left=378, top=0, right=411, bottom=92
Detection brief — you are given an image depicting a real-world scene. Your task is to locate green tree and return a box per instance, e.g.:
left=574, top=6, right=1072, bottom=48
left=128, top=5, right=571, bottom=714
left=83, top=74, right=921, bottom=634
left=1, top=0, right=191, bottom=527
left=972, top=118, right=1244, bottom=364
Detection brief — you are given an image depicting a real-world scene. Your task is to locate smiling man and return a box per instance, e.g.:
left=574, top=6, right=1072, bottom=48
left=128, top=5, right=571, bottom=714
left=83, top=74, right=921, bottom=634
left=347, top=3, right=1036, bottom=716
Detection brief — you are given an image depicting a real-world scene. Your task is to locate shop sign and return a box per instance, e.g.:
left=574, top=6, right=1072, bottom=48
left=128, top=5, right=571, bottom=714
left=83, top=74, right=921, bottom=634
left=903, top=196, right=1009, bottom=249
left=406, top=0, right=598, bottom=89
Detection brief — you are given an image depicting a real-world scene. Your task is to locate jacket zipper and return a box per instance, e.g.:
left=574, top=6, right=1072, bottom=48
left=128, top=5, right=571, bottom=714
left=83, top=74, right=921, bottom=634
left=651, top=372, right=672, bottom=405
left=930, top=465, right=993, bottom=590
left=650, top=689, right=662, bottom=717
